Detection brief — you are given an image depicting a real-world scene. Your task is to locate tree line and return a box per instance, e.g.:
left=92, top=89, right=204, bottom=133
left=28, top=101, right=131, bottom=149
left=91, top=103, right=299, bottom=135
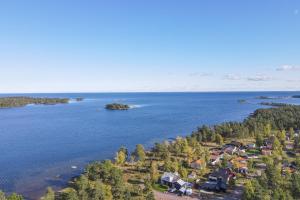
left=0, top=97, right=69, bottom=108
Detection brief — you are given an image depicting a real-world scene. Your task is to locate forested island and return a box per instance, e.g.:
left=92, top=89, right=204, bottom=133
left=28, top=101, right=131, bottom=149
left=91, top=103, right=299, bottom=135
left=105, top=103, right=130, bottom=110
left=257, top=95, right=300, bottom=100
left=1, top=105, right=300, bottom=200
left=256, top=96, right=274, bottom=99
left=0, top=97, right=69, bottom=108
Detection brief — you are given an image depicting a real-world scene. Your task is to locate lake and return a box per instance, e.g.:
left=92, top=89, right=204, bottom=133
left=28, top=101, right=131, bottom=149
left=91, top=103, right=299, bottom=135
left=0, top=92, right=300, bottom=199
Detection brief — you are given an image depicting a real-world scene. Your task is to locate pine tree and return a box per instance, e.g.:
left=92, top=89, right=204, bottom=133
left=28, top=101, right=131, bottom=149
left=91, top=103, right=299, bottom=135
left=115, top=150, right=126, bottom=166
left=0, top=191, right=7, bottom=200
left=215, top=134, right=224, bottom=145
left=134, top=144, right=146, bottom=162
left=150, top=161, right=159, bottom=183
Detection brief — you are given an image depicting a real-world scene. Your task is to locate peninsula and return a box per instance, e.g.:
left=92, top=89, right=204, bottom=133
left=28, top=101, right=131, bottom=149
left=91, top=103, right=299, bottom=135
left=292, top=95, right=300, bottom=98
left=0, top=97, right=69, bottom=108
left=260, top=102, right=291, bottom=107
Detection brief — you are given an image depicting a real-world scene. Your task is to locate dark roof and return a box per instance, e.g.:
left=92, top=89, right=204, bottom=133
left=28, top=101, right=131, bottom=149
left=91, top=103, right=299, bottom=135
left=210, top=168, right=230, bottom=181
left=227, top=141, right=242, bottom=147
left=201, top=181, right=217, bottom=190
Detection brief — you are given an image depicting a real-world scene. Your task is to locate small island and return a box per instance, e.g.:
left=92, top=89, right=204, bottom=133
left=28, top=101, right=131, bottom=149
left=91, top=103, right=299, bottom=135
left=105, top=103, right=130, bottom=110
left=0, top=97, right=69, bottom=108
left=238, top=99, right=246, bottom=103
left=256, top=96, right=273, bottom=99
left=75, top=97, right=84, bottom=102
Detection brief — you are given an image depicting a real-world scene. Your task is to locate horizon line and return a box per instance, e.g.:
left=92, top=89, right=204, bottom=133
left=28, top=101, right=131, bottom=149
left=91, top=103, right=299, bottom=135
left=0, top=90, right=300, bottom=94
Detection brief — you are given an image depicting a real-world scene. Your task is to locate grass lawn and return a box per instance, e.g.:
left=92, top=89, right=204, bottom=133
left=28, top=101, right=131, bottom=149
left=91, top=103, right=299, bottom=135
left=152, top=183, right=168, bottom=192
left=246, top=149, right=260, bottom=154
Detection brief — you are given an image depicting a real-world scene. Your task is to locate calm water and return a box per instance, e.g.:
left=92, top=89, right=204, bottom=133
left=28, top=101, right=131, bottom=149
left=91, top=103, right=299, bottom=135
left=0, top=92, right=300, bottom=199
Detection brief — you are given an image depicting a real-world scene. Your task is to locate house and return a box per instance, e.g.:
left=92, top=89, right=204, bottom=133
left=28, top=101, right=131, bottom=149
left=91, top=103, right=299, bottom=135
left=247, top=143, right=256, bottom=149
left=247, top=154, right=258, bottom=159
left=264, top=136, right=276, bottom=149
left=178, top=185, right=193, bottom=196
left=174, top=179, right=187, bottom=190
left=285, top=143, right=294, bottom=150
left=160, top=172, right=180, bottom=187
left=230, top=157, right=248, bottom=174
left=230, top=157, right=247, bottom=168
left=261, top=149, right=272, bottom=156
left=201, top=168, right=234, bottom=192
left=174, top=179, right=193, bottom=196
left=210, top=149, right=223, bottom=165
left=227, top=141, right=243, bottom=148
left=201, top=180, right=219, bottom=191
left=237, top=148, right=246, bottom=156
left=223, top=146, right=237, bottom=155
left=190, top=159, right=206, bottom=169
left=255, top=163, right=267, bottom=169
left=209, top=168, right=233, bottom=184
left=282, top=162, right=297, bottom=174
left=161, top=173, right=193, bottom=195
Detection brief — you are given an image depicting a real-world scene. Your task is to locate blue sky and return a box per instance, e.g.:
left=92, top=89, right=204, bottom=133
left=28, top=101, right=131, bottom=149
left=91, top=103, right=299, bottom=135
left=0, top=0, right=299, bottom=92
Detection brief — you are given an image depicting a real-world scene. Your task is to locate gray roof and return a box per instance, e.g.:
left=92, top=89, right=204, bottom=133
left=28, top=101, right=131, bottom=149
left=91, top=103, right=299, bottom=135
left=161, top=172, right=179, bottom=183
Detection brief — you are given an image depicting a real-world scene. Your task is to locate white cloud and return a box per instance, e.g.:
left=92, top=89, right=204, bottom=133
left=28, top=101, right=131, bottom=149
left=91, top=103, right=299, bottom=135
left=286, top=79, right=300, bottom=83
left=224, top=74, right=242, bottom=80
left=189, top=72, right=213, bottom=77
left=246, top=74, right=272, bottom=81
left=276, top=65, right=300, bottom=71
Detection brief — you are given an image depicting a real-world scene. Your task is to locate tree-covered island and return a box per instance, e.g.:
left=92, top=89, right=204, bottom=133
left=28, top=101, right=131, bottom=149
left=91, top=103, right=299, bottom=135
left=256, top=96, right=273, bottom=99
left=0, top=97, right=69, bottom=108
left=105, top=103, right=130, bottom=110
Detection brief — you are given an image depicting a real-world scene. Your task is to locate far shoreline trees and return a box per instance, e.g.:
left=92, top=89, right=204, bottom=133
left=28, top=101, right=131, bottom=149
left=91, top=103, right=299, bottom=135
left=0, top=97, right=69, bottom=108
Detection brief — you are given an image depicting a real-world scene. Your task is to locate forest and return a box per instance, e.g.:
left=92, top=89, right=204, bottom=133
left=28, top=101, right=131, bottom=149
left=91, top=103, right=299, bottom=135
left=0, top=97, right=69, bottom=108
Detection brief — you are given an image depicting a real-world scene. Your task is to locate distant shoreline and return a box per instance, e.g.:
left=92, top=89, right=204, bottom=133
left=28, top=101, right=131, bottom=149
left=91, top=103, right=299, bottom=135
left=0, top=90, right=300, bottom=95
left=0, top=97, right=69, bottom=109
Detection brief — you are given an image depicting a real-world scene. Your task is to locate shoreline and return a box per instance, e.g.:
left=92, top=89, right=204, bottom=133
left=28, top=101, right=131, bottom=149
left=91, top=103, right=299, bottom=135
left=1, top=94, right=300, bottom=199
left=38, top=104, right=300, bottom=199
